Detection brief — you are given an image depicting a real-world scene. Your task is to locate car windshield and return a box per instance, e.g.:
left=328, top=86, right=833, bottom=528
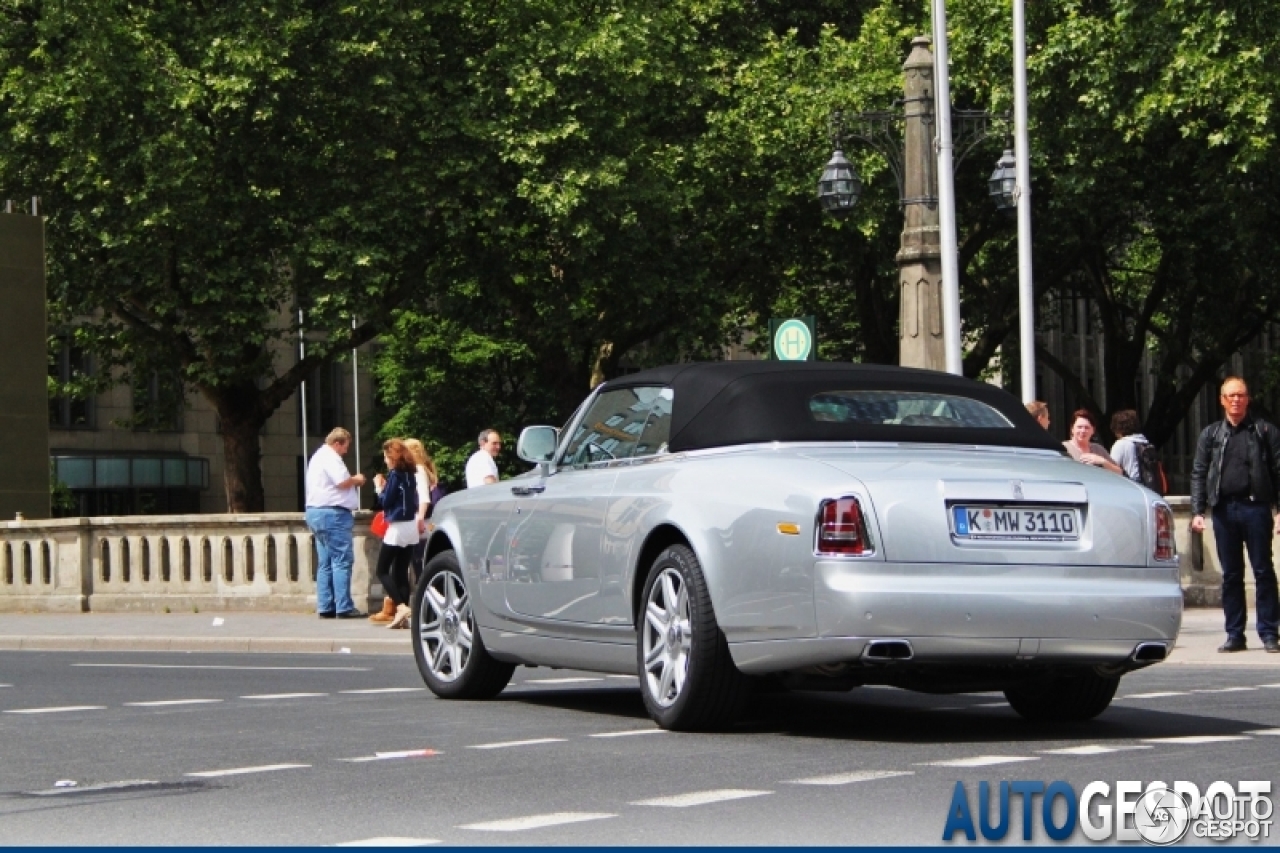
left=809, top=390, right=1014, bottom=429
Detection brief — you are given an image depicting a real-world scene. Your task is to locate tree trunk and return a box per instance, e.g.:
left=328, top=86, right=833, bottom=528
left=205, top=383, right=270, bottom=513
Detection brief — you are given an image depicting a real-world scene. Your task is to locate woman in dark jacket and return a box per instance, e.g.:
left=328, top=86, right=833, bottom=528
left=373, top=438, right=421, bottom=629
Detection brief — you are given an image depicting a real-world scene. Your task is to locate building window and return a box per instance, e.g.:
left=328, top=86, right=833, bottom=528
left=49, top=335, right=94, bottom=429
left=51, top=453, right=209, bottom=517
left=297, top=362, right=345, bottom=437
left=132, top=370, right=185, bottom=432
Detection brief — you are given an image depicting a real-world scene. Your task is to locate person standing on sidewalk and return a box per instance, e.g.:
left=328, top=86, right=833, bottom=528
left=1190, top=376, right=1280, bottom=654
left=372, top=439, right=422, bottom=630
left=370, top=438, right=435, bottom=624
left=305, top=428, right=366, bottom=619
left=466, top=429, right=501, bottom=487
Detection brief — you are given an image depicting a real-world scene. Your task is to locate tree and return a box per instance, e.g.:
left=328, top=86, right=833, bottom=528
left=0, top=0, right=467, bottom=509
left=1001, top=0, right=1280, bottom=442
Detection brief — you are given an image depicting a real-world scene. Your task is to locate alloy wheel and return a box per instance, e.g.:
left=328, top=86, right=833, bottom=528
left=418, top=569, right=472, bottom=682
left=642, top=566, right=691, bottom=708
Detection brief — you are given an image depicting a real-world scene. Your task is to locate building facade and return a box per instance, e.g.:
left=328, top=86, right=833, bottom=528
left=48, top=348, right=376, bottom=515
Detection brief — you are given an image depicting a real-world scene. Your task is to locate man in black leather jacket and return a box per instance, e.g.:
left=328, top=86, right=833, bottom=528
left=1190, top=376, right=1280, bottom=653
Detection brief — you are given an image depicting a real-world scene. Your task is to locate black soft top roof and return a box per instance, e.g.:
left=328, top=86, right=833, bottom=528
left=601, top=361, right=1063, bottom=453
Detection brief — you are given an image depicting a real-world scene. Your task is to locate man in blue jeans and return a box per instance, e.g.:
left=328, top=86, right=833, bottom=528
left=305, top=427, right=367, bottom=618
left=1190, top=377, right=1280, bottom=653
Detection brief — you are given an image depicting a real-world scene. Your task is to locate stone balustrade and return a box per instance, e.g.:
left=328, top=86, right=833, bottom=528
left=0, top=500, right=1255, bottom=612
left=0, top=513, right=379, bottom=613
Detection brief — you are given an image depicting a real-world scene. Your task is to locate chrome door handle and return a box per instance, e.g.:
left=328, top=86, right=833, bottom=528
left=510, top=484, right=546, bottom=497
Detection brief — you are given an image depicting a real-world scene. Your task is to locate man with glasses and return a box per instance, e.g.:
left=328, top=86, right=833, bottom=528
left=466, top=429, right=502, bottom=487
left=1190, top=377, right=1280, bottom=653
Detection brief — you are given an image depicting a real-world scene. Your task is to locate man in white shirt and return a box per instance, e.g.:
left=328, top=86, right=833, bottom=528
left=305, top=427, right=366, bottom=618
left=465, top=429, right=502, bottom=487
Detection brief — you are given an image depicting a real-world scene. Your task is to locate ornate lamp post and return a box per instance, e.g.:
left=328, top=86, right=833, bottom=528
left=819, top=37, right=1006, bottom=373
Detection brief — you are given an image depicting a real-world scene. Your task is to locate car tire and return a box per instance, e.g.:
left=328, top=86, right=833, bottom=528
left=1003, top=670, right=1120, bottom=722
left=412, top=550, right=514, bottom=700
left=637, top=544, right=747, bottom=731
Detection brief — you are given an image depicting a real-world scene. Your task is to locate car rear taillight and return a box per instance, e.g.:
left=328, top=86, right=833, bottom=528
left=817, top=497, right=869, bottom=556
left=1153, top=504, right=1176, bottom=561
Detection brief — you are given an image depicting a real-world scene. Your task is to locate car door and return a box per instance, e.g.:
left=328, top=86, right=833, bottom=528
left=505, top=387, right=656, bottom=622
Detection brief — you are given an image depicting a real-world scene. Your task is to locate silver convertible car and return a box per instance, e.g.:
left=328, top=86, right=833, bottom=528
left=411, top=362, right=1182, bottom=730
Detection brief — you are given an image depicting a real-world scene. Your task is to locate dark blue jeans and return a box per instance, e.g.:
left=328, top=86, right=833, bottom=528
left=1211, top=500, right=1280, bottom=642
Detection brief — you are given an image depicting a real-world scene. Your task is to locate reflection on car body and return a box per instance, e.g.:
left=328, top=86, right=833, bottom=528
left=411, top=362, right=1182, bottom=731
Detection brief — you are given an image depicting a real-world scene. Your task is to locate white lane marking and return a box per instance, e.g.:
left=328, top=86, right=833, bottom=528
left=0, top=683, right=11, bottom=687
left=340, top=749, right=440, bottom=763
left=1141, top=735, right=1252, bottom=745
left=336, top=838, right=440, bottom=847
left=467, top=738, right=566, bottom=750
left=4, top=705, right=106, bottom=714
left=785, top=770, right=914, bottom=786
left=459, top=812, right=616, bottom=832
left=241, top=692, right=328, bottom=700
left=339, top=688, right=424, bottom=695
left=25, top=780, right=162, bottom=796
left=73, top=663, right=369, bottom=671
left=124, top=699, right=223, bottom=707
left=523, top=677, right=605, bottom=685
left=1120, top=691, right=1189, bottom=700
left=186, top=763, right=310, bottom=778
left=589, top=728, right=666, bottom=738
left=1247, top=728, right=1280, bottom=736
left=1260, top=683, right=1280, bottom=689
left=1040, top=745, right=1153, bottom=756
left=922, top=756, right=1040, bottom=768
left=1191, top=687, right=1258, bottom=694
left=606, top=675, right=638, bottom=680
left=631, top=789, right=772, bottom=808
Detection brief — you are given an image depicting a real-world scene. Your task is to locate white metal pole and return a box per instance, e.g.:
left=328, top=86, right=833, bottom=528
left=298, top=309, right=309, bottom=472
left=351, top=316, right=362, bottom=510
left=931, top=0, right=963, bottom=376
left=1014, top=0, right=1037, bottom=402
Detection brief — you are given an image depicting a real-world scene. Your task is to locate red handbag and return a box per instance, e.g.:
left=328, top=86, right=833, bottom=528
left=370, top=511, right=389, bottom=538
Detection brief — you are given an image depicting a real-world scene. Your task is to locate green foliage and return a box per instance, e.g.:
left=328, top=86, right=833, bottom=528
left=1, top=0, right=467, bottom=508
left=49, top=460, right=74, bottom=516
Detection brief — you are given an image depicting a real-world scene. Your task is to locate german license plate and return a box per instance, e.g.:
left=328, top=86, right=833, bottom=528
left=951, top=505, right=1080, bottom=541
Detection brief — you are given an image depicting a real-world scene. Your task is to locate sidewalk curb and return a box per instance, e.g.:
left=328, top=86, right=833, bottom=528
left=0, top=635, right=413, bottom=655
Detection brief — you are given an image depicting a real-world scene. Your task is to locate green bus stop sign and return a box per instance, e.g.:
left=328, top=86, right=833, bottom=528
left=771, top=316, right=816, bottom=361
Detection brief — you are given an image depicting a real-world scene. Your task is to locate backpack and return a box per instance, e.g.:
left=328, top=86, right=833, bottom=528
left=1137, top=441, right=1168, bottom=495
left=426, top=482, right=448, bottom=519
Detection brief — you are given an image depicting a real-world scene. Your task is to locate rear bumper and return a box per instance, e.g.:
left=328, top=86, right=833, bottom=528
left=728, top=560, right=1182, bottom=675
left=729, top=635, right=1177, bottom=674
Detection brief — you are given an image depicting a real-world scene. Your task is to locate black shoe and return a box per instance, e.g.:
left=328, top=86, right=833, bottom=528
left=336, top=609, right=367, bottom=619
left=317, top=611, right=336, bottom=619
left=1218, top=637, right=1247, bottom=653
left=1263, top=638, right=1280, bottom=654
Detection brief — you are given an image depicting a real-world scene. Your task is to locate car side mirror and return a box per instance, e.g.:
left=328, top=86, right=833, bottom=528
left=517, top=426, right=559, bottom=474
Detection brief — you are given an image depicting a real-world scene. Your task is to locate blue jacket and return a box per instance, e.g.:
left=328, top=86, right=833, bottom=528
left=376, top=468, right=419, bottom=522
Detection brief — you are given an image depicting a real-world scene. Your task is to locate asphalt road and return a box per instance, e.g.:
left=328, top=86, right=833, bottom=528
left=0, top=652, right=1276, bottom=846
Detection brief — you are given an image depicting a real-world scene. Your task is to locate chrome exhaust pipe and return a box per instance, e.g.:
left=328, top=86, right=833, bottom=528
left=1132, top=642, right=1169, bottom=663
left=862, top=639, right=914, bottom=662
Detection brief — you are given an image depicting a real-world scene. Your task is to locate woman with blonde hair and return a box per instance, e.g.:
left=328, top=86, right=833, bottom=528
left=371, top=439, right=422, bottom=629
left=402, top=439, right=439, bottom=599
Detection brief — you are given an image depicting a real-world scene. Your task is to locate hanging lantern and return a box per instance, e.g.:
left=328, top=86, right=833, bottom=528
left=817, top=149, right=862, bottom=216
left=988, top=149, right=1017, bottom=211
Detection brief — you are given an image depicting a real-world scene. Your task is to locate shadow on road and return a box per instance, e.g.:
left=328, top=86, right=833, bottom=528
left=494, top=682, right=1272, bottom=743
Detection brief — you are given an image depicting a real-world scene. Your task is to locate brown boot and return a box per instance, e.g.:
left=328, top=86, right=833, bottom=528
left=369, top=596, right=396, bottom=623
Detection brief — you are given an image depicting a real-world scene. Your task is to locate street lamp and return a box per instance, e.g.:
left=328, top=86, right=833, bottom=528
left=816, top=149, right=861, bottom=216
left=818, top=39, right=1008, bottom=375
left=987, top=149, right=1017, bottom=211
